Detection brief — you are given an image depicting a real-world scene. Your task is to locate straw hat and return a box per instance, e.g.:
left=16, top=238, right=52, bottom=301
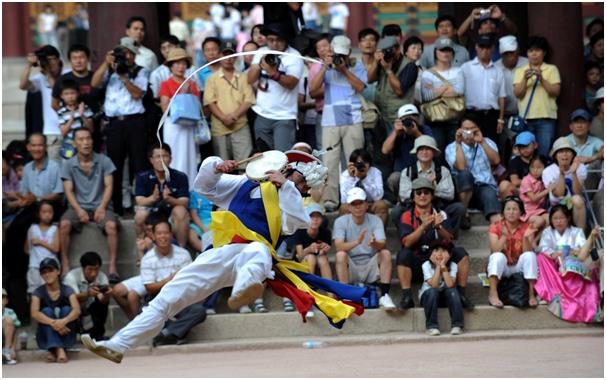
left=164, top=48, right=192, bottom=67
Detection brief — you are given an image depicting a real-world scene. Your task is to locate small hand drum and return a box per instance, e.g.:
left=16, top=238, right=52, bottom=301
left=561, top=256, right=592, bottom=281
left=245, top=150, right=288, bottom=182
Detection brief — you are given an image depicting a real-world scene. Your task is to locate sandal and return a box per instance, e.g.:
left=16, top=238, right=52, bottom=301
left=81, top=334, right=123, bottom=364
left=488, top=296, right=504, bottom=309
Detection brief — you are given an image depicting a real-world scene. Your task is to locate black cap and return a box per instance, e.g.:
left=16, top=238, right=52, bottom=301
left=35, top=45, right=60, bottom=57
left=476, top=34, right=496, bottom=47
left=221, top=41, right=236, bottom=53
left=39, top=257, right=60, bottom=273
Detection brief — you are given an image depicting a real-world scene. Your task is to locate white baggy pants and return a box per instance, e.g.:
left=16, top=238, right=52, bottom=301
left=487, top=251, right=538, bottom=280
left=99, top=242, right=273, bottom=353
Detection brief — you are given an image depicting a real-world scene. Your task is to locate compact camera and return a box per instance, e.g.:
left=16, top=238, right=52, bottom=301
left=479, top=8, right=491, bottom=17
left=97, top=284, right=110, bottom=294
left=112, top=47, right=130, bottom=75
left=462, top=130, right=474, bottom=138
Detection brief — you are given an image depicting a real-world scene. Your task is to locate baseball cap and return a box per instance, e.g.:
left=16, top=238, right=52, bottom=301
left=476, top=34, right=496, bottom=47
left=514, top=131, right=536, bottom=146
left=411, top=177, right=435, bottom=191
left=570, top=108, right=592, bottom=122
left=397, top=104, right=419, bottom=118
left=39, top=257, right=60, bottom=273
left=377, top=36, right=399, bottom=50
left=221, top=41, right=236, bottom=53
left=434, top=37, right=454, bottom=51
left=331, top=35, right=351, bottom=55
left=117, top=36, right=139, bottom=55
left=306, top=203, right=325, bottom=216
left=499, top=35, right=518, bottom=53
left=346, top=187, right=367, bottom=204
left=410, top=135, right=441, bottom=154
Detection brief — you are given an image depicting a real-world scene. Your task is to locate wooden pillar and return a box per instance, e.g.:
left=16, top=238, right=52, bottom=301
left=346, top=3, right=374, bottom=42
left=528, top=3, right=584, bottom=137
left=2, top=3, right=30, bottom=57
left=88, top=3, right=161, bottom=69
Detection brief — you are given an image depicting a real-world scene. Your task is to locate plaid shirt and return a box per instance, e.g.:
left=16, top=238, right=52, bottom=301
left=445, top=138, right=499, bottom=188
left=320, top=60, right=367, bottom=127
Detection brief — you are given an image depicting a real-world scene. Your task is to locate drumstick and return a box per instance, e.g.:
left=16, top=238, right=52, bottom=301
left=214, top=154, right=264, bottom=174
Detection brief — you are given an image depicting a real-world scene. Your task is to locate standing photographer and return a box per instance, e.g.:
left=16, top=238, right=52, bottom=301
left=91, top=37, right=149, bottom=216
left=247, top=22, right=303, bottom=152
left=63, top=251, right=111, bottom=341
left=309, top=35, right=367, bottom=212
left=19, top=45, right=65, bottom=161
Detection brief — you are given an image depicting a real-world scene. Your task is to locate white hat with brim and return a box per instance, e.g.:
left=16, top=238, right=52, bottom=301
left=410, top=135, right=441, bottom=154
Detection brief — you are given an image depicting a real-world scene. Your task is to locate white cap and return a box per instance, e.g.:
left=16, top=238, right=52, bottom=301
left=346, top=187, right=367, bottom=204
left=499, top=35, right=518, bottom=53
left=397, top=104, right=419, bottom=119
left=331, top=35, right=351, bottom=55
left=305, top=203, right=325, bottom=216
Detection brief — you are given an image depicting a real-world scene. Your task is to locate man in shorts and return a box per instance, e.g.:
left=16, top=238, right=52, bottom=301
left=59, top=128, right=121, bottom=281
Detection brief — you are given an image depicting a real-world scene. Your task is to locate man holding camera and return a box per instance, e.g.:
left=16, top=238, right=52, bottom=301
left=396, top=178, right=473, bottom=310
left=382, top=104, right=434, bottom=198
left=19, top=45, right=65, bottom=161
left=91, top=36, right=149, bottom=216
left=309, top=35, right=367, bottom=212
left=247, top=22, right=303, bottom=152
left=63, top=251, right=112, bottom=341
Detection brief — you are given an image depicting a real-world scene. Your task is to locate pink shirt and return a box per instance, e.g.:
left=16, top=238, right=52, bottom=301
left=308, top=63, right=324, bottom=112
left=519, top=174, right=548, bottom=221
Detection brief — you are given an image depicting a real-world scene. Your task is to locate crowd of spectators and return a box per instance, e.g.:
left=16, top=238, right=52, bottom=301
left=2, top=3, right=604, bottom=364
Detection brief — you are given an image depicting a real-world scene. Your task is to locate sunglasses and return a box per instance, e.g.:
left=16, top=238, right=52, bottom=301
left=414, top=189, right=432, bottom=196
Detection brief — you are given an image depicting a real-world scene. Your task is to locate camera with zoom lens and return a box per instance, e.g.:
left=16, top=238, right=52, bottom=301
left=401, top=118, right=416, bottom=129
left=333, top=54, right=346, bottom=66
left=32, top=49, right=48, bottom=68
left=354, top=160, right=367, bottom=171
left=112, top=47, right=130, bottom=75
left=382, top=47, right=395, bottom=62
left=264, top=54, right=280, bottom=67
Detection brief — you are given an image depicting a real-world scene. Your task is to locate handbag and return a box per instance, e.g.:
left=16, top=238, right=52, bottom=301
left=357, top=94, right=381, bottom=130
left=170, top=92, right=201, bottom=127
left=193, top=117, right=211, bottom=145
left=420, top=70, right=465, bottom=123
left=497, top=272, right=529, bottom=307
left=510, top=77, right=539, bottom=133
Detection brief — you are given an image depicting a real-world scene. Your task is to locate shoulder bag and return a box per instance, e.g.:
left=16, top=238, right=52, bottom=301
left=420, top=69, right=465, bottom=123
left=170, top=82, right=201, bottom=127
left=510, top=77, right=540, bottom=133
left=357, top=94, right=381, bottom=130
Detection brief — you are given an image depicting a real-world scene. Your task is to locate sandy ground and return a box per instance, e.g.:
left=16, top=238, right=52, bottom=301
left=3, top=336, right=604, bottom=378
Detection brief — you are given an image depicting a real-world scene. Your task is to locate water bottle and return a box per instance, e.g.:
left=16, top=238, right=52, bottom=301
left=369, top=285, right=378, bottom=309
left=302, top=340, right=327, bottom=349
left=18, top=331, right=28, bottom=350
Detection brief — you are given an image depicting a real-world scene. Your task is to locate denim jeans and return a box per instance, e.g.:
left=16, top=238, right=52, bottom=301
left=36, top=306, right=77, bottom=350
left=420, top=287, right=464, bottom=329
left=526, top=118, right=556, bottom=157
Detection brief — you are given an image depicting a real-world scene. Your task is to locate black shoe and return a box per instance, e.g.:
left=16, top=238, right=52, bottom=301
left=153, top=333, right=179, bottom=347
left=460, top=293, right=475, bottom=310
left=460, top=215, right=471, bottom=230
left=398, top=294, right=415, bottom=310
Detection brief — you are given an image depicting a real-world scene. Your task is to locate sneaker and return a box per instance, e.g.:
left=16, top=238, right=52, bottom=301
left=239, top=305, right=252, bottom=314
left=426, top=328, right=440, bottom=336
left=81, top=334, right=123, bottom=364
left=398, top=293, right=415, bottom=310
left=283, top=299, right=295, bottom=312
left=253, top=301, right=269, bottom=313
left=2, top=349, right=16, bottom=365
left=152, top=333, right=179, bottom=347
left=206, top=308, right=216, bottom=315
left=379, top=294, right=396, bottom=311
left=450, top=327, right=463, bottom=335
left=459, top=293, right=475, bottom=310
left=227, top=283, right=264, bottom=310
left=305, top=310, right=315, bottom=318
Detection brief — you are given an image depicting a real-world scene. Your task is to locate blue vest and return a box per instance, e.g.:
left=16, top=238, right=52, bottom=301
left=228, top=180, right=273, bottom=245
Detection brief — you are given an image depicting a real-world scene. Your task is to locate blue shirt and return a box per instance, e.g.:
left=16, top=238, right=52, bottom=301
left=566, top=133, right=603, bottom=158
left=445, top=138, right=499, bottom=188
left=393, top=125, right=434, bottom=172
left=189, top=191, right=213, bottom=228
left=198, top=66, right=215, bottom=91
left=321, top=60, right=368, bottom=127
left=20, top=157, right=64, bottom=197
left=135, top=168, right=190, bottom=201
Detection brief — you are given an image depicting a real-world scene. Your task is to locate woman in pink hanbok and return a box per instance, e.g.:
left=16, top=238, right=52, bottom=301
left=535, top=204, right=602, bottom=323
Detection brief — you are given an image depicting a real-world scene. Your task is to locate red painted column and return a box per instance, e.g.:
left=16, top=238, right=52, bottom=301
left=2, top=3, right=30, bottom=57
left=346, top=3, right=374, bottom=42
left=527, top=3, right=585, bottom=137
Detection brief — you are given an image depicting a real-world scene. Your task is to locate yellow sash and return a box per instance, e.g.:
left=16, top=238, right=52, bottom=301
left=209, top=181, right=356, bottom=324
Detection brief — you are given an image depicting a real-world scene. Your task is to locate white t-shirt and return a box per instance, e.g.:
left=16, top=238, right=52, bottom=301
left=251, top=46, right=303, bottom=120
left=140, top=245, right=192, bottom=285
left=39, top=12, right=57, bottom=33
left=418, top=260, right=458, bottom=299
left=542, top=163, right=587, bottom=206
left=302, top=3, right=319, bottom=22
left=27, top=224, right=58, bottom=269
left=29, top=73, right=61, bottom=136
left=329, top=3, right=349, bottom=30
left=135, top=45, right=159, bottom=72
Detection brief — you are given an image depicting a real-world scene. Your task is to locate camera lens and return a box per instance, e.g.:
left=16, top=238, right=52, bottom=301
left=354, top=161, right=366, bottom=171
left=333, top=55, right=342, bottom=66
left=403, top=118, right=414, bottom=128
left=265, top=54, right=277, bottom=66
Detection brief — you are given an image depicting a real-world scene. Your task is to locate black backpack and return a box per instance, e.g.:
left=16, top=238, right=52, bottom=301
left=405, top=162, right=442, bottom=184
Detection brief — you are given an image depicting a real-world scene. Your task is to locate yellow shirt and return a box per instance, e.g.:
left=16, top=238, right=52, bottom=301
left=203, top=69, right=256, bottom=137
left=513, top=63, right=560, bottom=120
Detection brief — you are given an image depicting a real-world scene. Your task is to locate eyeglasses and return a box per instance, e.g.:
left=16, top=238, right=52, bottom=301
left=414, top=189, right=432, bottom=196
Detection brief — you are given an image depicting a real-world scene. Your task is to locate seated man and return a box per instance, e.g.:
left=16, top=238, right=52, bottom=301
left=383, top=104, right=434, bottom=199
left=59, top=128, right=120, bottom=281
left=398, top=135, right=465, bottom=237
left=141, top=219, right=207, bottom=347
left=498, top=131, right=537, bottom=198
left=63, top=251, right=111, bottom=341
left=339, top=148, right=389, bottom=226
left=134, top=143, right=190, bottom=247
left=566, top=108, right=604, bottom=192
left=333, top=188, right=396, bottom=311
left=396, top=178, right=473, bottom=310
left=445, top=115, right=502, bottom=228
